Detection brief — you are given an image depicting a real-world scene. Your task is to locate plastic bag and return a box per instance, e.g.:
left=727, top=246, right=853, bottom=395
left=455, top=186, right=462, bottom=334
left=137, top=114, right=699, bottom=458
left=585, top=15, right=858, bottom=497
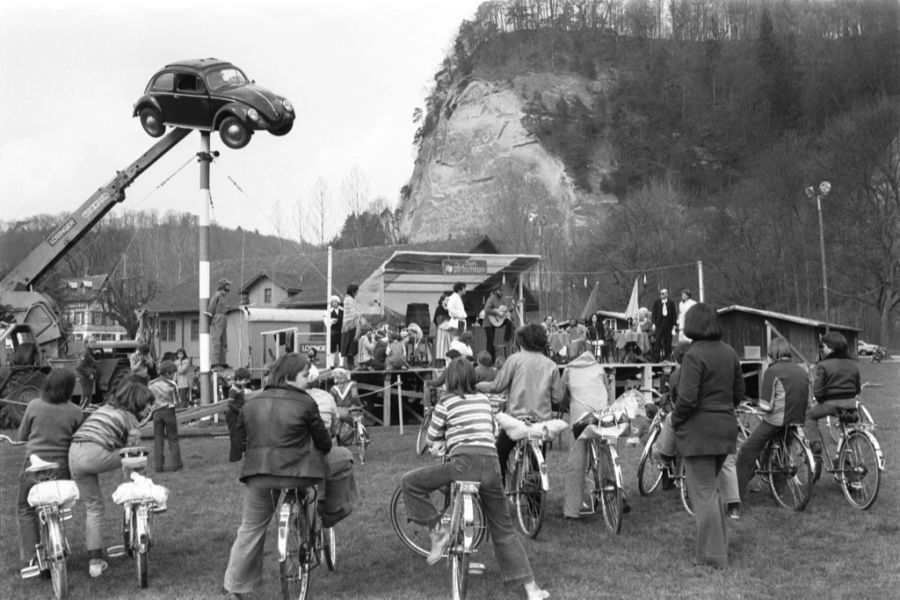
left=496, top=413, right=569, bottom=441
left=28, top=480, right=79, bottom=509
left=112, top=472, right=169, bottom=506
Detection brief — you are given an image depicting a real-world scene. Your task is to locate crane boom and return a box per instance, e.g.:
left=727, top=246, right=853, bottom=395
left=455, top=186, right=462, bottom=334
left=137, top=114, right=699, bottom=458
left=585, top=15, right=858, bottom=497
left=0, top=127, right=192, bottom=291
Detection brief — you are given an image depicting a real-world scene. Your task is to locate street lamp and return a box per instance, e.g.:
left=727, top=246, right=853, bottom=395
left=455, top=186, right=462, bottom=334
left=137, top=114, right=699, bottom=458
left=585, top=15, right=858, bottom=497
left=805, top=181, right=832, bottom=330
left=527, top=212, right=546, bottom=316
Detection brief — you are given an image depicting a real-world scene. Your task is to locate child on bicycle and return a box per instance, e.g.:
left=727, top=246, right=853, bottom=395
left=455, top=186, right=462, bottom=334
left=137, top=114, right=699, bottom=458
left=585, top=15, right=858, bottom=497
left=148, top=360, right=183, bottom=473
left=804, top=331, right=861, bottom=454
left=17, top=368, right=84, bottom=577
left=68, top=381, right=154, bottom=578
left=400, top=358, right=549, bottom=600
left=226, top=368, right=252, bottom=462
left=735, top=337, right=809, bottom=502
left=554, top=343, right=609, bottom=519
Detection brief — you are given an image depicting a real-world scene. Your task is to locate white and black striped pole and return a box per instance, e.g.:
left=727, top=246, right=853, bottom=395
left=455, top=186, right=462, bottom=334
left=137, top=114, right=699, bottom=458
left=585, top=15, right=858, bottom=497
left=198, top=131, right=213, bottom=406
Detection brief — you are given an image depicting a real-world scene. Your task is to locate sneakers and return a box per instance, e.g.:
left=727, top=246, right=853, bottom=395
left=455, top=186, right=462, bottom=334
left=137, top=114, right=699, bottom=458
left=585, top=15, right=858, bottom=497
left=89, top=558, right=108, bottom=578
left=726, top=502, right=742, bottom=521
left=426, top=524, right=450, bottom=566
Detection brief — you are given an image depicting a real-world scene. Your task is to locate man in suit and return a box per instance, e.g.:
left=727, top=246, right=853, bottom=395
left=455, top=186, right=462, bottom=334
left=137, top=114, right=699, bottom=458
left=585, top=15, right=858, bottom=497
left=651, top=288, right=677, bottom=361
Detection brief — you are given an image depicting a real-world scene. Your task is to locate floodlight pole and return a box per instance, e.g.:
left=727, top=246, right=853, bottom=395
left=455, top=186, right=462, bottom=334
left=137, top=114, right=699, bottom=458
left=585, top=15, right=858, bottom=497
left=198, top=132, right=213, bottom=405
left=807, top=182, right=832, bottom=332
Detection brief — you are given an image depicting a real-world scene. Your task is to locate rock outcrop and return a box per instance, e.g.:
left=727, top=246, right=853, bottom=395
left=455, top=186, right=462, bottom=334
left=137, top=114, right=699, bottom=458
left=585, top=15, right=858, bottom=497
left=398, top=73, right=618, bottom=245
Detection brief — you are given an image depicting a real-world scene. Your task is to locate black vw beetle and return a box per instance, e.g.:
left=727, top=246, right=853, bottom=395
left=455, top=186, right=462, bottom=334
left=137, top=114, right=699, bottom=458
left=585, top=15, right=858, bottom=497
left=134, top=58, right=294, bottom=149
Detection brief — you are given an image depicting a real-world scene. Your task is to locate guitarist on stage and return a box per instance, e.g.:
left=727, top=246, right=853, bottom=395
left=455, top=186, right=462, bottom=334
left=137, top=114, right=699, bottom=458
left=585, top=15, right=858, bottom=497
left=483, top=284, right=512, bottom=363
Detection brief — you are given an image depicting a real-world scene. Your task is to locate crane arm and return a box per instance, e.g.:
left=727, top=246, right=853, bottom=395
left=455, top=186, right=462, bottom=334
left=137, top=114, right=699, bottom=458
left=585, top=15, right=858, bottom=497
left=1, top=127, right=192, bottom=291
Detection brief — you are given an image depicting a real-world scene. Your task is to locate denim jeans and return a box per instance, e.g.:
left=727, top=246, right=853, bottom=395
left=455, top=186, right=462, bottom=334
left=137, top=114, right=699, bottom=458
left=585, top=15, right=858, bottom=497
left=69, top=441, right=123, bottom=559
left=563, top=438, right=591, bottom=518
left=223, top=476, right=322, bottom=594
left=804, top=399, right=857, bottom=449
left=400, top=452, right=534, bottom=586
left=153, top=407, right=182, bottom=472
left=657, top=416, right=738, bottom=503
left=736, top=420, right=781, bottom=501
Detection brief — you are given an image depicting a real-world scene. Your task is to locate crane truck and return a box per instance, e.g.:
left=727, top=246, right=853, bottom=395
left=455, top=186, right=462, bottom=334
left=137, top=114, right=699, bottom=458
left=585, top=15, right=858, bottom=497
left=0, top=128, right=192, bottom=428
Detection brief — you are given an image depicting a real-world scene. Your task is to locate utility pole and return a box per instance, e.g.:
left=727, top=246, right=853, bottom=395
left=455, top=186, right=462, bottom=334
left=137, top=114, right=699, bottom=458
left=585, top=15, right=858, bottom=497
left=198, top=132, right=213, bottom=405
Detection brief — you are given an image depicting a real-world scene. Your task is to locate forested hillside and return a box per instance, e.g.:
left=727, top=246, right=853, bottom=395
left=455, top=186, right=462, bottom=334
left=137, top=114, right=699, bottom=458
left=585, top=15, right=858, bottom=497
left=400, top=0, right=900, bottom=343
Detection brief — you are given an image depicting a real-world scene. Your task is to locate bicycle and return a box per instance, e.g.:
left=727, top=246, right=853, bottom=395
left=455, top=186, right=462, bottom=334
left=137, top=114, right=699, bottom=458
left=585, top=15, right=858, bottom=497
left=871, top=346, right=888, bottom=363
left=390, top=454, right=487, bottom=558
left=811, top=400, right=885, bottom=510
left=336, top=407, right=369, bottom=465
left=503, top=417, right=551, bottom=539
left=276, top=485, right=335, bottom=600
left=734, top=403, right=816, bottom=511
left=107, top=447, right=167, bottom=589
left=2, top=436, right=77, bottom=600
left=573, top=413, right=628, bottom=534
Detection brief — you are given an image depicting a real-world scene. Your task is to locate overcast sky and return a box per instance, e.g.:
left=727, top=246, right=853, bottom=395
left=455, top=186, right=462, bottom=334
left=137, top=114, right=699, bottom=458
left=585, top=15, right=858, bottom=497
left=0, top=0, right=483, bottom=239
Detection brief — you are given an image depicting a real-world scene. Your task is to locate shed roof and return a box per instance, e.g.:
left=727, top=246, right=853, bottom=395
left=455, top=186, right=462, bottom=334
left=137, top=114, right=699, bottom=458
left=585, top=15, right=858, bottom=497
left=717, top=305, right=860, bottom=332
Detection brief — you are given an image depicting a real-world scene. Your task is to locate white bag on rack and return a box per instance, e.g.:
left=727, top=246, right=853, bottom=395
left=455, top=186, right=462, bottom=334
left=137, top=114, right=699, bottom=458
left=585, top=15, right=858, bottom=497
left=112, top=472, right=169, bottom=506
left=28, top=480, right=79, bottom=509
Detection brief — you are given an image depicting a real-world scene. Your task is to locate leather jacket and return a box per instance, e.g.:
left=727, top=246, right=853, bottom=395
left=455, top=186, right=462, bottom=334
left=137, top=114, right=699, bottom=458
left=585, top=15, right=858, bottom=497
left=239, top=386, right=332, bottom=483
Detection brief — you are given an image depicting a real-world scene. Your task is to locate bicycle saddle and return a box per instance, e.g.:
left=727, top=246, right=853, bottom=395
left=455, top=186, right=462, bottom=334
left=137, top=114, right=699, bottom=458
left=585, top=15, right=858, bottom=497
left=835, top=408, right=859, bottom=423
left=25, top=454, right=59, bottom=473
left=120, top=447, right=149, bottom=458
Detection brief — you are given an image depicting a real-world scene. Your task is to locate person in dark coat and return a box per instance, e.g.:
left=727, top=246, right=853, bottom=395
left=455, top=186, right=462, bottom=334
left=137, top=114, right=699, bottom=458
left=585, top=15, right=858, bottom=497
left=671, top=303, right=744, bottom=568
left=75, top=335, right=99, bottom=406
left=651, top=288, right=678, bottom=361
left=804, top=331, right=861, bottom=454
left=736, top=337, right=809, bottom=502
left=223, top=353, right=332, bottom=598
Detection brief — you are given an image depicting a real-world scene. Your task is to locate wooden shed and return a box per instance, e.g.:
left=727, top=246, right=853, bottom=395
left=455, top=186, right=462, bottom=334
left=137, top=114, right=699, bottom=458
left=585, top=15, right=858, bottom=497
left=717, top=305, right=861, bottom=365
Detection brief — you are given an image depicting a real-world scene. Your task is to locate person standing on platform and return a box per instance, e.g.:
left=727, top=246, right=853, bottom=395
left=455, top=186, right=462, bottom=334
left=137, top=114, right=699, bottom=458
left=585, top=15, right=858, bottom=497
left=677, top=289, right=698, bottom=343
left=446, top=282, right=467, bottom=333
left=651, top=288, right=677, bottom=361
left=341, top=284, right=361, bottom=369
left=329, top=295, right=343, bottom=366
left=483, top=285, right=512, bottom=363
left=433, top=293, right=452, bottom=366
left=207, top=278, right=232, bottom=368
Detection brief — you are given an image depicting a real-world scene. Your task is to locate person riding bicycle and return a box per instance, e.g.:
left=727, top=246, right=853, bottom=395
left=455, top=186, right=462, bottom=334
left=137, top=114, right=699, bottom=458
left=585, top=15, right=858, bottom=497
left=17, top=368, right=84, bottom=578
left=222, top=353, right=333, bottom=600
left=735, top=337, right=810, bottom=503
left=68, top=381, right=154, bottom=578
left=476, top=323, right=561, bottom=484
left=555, top=342, right=609, bottom=519
left=804, top=331, right=861, bottom=457
left=400, top=358, right=550, bottom=600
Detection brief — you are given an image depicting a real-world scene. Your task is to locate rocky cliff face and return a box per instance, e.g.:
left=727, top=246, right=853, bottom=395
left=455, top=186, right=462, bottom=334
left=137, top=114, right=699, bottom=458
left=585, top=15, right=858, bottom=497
left=398, top=73, right=618, bottom=245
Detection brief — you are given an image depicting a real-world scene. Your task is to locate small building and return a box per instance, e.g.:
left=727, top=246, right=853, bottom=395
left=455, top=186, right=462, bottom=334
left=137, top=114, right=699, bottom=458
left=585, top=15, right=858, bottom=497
left=717, top=305, right=861, bottom=364
left=59, top=275, right=128, bottom=342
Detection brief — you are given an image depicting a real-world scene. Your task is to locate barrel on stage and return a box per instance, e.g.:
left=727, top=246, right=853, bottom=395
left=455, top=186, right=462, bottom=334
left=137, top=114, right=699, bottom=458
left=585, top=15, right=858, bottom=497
left=405, top=303, right=431, bottom=336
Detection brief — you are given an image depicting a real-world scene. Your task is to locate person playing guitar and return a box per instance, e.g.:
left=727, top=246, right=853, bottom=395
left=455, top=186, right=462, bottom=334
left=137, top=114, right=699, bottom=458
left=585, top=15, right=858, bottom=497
left=483, top=284, right=513, bottom=363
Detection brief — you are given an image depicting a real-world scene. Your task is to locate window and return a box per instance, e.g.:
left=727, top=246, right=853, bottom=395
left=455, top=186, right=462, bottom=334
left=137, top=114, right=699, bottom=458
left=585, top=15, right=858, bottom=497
left=151, top=72, right=174, bottom=92
left=91, top=311, right=103, bottom=326
left=73, top=312, right=84, bottom=325
left=175, top=73, right=204, bottom=93
left=191, top=319, right=199, bottom=341
left=264, top=287, right=272, bottom=304
left=160, top=319, right=176, bottom=342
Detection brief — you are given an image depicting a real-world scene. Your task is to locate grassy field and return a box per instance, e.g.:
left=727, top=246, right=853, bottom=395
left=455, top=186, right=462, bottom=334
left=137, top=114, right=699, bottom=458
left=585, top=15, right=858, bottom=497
left=2, top=361, right=898, bottom=600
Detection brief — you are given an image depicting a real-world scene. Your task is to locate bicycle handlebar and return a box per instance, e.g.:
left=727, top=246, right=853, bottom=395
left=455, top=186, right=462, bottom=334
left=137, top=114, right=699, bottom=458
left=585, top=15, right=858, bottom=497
left=0, top=434, right=26, bottom=446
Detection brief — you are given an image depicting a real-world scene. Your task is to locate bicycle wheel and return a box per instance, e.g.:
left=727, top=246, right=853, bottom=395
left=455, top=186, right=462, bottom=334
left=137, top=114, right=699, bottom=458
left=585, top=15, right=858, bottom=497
left=512, top=443, right=546, bottom=539
left=416, top=411, right=432, bottom=455
left=677, top=457, right=693, bottom=516
left=390, top=486, right=485, bottom=557
left=450, top=535, right=468, bottom=600
left=46, top=519, right=68, bottom=600
left=322, top=526, right=336, bottom=571
left=597, top=443, right=623, bottom=534
left=280, top=500, right=311, bottom=600
left=767, top=431, right=814, bottom=511
left=135, top=510, right=149, bottom=588
left=839, top=431, right=881, bottom=510
left=637, top=427, right=663, bottom=496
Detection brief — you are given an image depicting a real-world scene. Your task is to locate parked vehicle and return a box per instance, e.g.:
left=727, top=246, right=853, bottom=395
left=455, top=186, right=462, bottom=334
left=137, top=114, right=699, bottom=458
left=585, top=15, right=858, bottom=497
left=134, top=58, right=295, bottom=149
left=857, top=340, right=879, bottom=356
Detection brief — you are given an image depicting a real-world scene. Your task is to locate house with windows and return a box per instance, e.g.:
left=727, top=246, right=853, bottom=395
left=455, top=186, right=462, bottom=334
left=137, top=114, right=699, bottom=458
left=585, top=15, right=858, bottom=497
left=59, top=275, right=128, bottom=342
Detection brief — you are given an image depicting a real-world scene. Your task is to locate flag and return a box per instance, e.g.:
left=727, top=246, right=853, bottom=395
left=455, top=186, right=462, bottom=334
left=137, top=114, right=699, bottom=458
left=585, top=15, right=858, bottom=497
left=624, top=278, right=640, bottom=323
left=579, top=281, right=600, bottom=320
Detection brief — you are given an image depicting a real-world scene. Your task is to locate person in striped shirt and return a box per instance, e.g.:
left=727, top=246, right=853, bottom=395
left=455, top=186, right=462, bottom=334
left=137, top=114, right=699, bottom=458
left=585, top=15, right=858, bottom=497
left=400, top=358, right=549, bottom=600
